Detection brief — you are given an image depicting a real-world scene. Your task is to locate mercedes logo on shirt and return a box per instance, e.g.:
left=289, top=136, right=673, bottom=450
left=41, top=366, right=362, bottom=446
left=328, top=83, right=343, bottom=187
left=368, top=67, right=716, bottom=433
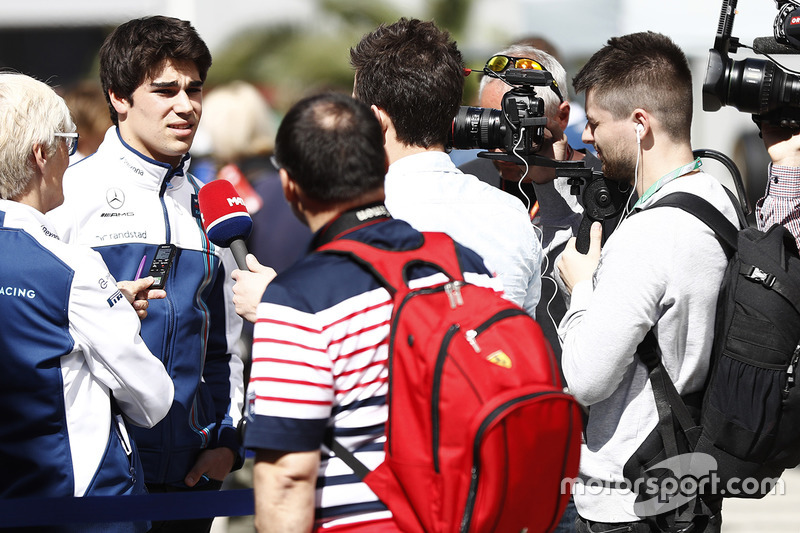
left=106, top=188, right=126, bottom=209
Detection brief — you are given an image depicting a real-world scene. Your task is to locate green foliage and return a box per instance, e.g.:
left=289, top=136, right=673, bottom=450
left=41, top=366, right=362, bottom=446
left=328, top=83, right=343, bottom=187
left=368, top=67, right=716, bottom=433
left=208, top=0, right=475, bottom=112
left=207, top=24, right=361, bottom=108
left=319, top=0, right=401, bottom=27
left=429, top=0, right=470, bottom=36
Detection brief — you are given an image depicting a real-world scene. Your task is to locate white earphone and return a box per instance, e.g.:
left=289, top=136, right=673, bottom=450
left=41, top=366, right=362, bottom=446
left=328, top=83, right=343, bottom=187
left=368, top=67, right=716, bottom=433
left=635, top=123, right=644, bottom=144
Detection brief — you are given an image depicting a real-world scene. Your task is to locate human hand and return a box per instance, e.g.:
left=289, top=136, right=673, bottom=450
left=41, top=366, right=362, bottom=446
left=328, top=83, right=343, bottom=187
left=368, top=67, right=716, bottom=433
left=557, top=222, right=602, bottom=294
left=231, top=254, right=277, bottom=323
left=184, top=447, right=236, bottom=487
left=117, top=276, right=166, bottom=320
left=760, top=121, right=800, bottom=167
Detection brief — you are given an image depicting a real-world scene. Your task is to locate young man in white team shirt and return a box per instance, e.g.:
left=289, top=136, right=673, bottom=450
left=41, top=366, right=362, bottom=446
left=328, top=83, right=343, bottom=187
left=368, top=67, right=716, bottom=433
left=48, top=16, right=243, bottom=533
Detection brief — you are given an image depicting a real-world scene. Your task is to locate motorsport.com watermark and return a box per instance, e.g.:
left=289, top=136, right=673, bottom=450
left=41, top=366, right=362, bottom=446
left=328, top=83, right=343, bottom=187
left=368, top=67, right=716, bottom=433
left=560, top=453, right=786, bottom=517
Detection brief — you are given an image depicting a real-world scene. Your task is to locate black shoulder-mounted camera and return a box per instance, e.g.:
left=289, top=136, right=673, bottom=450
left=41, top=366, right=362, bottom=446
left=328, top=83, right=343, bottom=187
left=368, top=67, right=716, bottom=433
left=703, top=0, right=800, bottom=128
left=450, top=68, right=550, bottom=156
left=449, top=66, right=630, bottom=253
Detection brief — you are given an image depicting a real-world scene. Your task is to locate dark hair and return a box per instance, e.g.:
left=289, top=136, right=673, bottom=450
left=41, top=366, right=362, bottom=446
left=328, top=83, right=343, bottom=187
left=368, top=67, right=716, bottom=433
left=274, top=92, right=385, bottom=203
left=99, top=16, right=212, bottom=126
left=350, top=18, right=464, bottom=148
left=573, top=31, right=693, bottom=142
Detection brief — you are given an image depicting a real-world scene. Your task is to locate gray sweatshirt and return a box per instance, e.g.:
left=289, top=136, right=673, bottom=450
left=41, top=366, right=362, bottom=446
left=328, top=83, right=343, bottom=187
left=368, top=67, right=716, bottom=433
left=558, top=172, right=739, bottom=523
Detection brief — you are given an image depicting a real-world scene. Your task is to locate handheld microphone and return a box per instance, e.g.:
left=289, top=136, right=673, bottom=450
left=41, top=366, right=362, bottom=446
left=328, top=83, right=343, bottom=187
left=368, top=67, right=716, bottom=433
left=198, top=179, right=253, bottom=270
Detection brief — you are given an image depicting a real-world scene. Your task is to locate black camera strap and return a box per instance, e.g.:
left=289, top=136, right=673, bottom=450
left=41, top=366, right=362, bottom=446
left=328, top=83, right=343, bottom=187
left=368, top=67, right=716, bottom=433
left=311, top=201, right=391, bottom=249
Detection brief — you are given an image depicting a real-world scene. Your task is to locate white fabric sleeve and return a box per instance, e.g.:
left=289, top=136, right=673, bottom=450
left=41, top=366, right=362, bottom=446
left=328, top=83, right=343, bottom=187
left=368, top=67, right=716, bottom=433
left=67, top=248, right=174, bottom=428
left=557, top=219, right=666, bottom=406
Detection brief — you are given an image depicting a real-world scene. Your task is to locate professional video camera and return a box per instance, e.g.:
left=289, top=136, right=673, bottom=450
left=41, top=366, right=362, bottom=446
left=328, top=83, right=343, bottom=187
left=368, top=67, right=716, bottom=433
left=450, top=63, right=630, bottom=253
left=703, top=0, right=800, bottom=127
left=450, top=68, right=550, bottom=156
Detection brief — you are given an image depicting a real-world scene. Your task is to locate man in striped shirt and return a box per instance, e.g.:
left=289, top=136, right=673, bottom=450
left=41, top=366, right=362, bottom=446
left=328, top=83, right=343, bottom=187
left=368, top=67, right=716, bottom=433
left=242, top=92, right=500, bottom=532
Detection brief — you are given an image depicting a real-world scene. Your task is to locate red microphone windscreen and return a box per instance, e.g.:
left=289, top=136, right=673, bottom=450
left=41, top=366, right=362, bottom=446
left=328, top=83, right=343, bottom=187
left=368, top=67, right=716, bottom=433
left=198, top=179, right=253, bottom=247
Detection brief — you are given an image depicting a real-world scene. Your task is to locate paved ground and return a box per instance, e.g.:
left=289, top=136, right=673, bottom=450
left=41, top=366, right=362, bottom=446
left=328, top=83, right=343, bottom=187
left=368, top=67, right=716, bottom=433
left=215, top=465, right=800, bottom=532
left=718, top=466, right=800, bottom=532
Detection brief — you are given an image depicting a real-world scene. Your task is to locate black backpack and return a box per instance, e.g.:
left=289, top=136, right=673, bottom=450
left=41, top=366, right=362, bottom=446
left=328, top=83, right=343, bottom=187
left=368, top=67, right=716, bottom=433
left=624, top=192, right=800, bottom=529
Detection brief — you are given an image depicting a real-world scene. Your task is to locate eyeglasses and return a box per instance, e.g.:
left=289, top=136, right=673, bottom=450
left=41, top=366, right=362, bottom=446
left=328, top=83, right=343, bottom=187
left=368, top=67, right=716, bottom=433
left=54, top=132, right=79, bottom=156
left=483, top=55, right=564, bottom=103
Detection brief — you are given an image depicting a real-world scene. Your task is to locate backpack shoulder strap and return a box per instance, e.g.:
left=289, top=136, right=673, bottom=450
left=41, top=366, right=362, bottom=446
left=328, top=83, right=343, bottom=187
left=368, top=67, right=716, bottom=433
left=637, top=331, right=699, bottom=450
left=330, top=439, right=371, bottom=480
left=318, top=232, right=465, bottom=296
left=652, top=193, right=800, bottom=311
left=637, top=331, right=710, bottom=527
left=647, top=192, right=739, bottom=254
left=320, top=231, right=465, bottom=480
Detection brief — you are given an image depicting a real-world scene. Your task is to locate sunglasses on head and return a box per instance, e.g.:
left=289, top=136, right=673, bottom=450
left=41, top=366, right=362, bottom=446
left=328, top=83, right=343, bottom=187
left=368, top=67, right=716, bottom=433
left=485, top=55, right=545, bottom=73
left=483, top=54, right=564, bottom=103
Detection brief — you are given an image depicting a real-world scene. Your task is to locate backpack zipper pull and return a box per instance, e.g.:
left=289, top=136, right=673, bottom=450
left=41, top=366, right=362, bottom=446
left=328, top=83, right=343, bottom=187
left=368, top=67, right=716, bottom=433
left=785, top=344, right=800, bottom=397
left=465, top=329, right=481, bottom=353
left=444, top=281, right=464, bottom=309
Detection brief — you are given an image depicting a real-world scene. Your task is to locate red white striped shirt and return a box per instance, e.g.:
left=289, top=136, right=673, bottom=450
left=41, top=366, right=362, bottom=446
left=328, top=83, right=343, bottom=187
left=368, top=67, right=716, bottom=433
left=757, top=164, right=800, bottom=250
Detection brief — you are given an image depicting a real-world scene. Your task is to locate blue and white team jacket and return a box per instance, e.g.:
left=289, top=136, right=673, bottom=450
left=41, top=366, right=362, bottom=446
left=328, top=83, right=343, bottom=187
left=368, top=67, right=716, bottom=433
left=49, top=127, right=245, bottom=485
left=0, top=200, right=174, bottom=501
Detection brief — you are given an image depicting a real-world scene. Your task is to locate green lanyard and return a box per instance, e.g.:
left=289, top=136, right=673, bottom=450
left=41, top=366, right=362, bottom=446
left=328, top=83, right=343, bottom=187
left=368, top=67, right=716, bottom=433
left=633, top=157, right=703, bottom=208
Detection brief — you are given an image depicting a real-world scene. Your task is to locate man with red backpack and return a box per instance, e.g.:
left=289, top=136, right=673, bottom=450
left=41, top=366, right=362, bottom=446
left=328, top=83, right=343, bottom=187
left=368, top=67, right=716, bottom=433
left=242, top=92, right=502, bottom=532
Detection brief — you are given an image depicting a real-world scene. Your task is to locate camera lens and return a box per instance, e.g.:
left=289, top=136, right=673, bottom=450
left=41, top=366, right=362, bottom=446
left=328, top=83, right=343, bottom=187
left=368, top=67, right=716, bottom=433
left=450, top=106, right=506, bottom=150
left=728, top=58, right=780, bottom=114
left=707, top=56, right=800, bottom=115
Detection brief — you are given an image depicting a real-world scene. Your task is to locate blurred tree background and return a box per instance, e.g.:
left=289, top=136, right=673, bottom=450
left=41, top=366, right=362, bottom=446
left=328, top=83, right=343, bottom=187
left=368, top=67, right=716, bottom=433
left=206, top=0, right=479, bottom=113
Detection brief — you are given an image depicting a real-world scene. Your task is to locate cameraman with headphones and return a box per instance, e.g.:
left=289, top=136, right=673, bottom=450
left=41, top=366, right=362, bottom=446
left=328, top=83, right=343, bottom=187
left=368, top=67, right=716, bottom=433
left=555, top=32, right=739, bottom=532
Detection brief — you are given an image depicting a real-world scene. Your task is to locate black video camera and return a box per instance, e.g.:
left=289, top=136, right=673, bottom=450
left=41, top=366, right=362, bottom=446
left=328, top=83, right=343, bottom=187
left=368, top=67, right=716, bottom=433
left=703, top=0, right=800, bottom=128
left=450, top=68, right=550, bottom=156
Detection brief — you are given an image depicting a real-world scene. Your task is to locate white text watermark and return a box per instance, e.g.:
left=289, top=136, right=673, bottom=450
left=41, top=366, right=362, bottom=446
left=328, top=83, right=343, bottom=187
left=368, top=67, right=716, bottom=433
left=560, top=453, right=785, bottom=516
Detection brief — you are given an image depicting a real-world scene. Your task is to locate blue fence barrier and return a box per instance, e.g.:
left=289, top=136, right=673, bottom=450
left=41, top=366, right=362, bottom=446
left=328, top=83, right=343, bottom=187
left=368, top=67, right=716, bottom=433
left=0, top=489, right=254, bottom=527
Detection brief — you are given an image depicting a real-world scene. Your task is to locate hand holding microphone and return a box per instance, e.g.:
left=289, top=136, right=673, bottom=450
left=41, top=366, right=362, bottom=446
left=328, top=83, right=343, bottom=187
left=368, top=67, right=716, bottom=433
left=198, top=179, right=277, bottom=322
left=198, top=179, right=254, bottom=270
left=231, top=254, right=277, bottom=323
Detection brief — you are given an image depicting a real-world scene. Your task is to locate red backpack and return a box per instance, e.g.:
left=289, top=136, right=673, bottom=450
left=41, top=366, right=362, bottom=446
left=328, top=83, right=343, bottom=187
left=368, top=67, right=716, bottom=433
left=321, top=232, right=582, bottom=533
